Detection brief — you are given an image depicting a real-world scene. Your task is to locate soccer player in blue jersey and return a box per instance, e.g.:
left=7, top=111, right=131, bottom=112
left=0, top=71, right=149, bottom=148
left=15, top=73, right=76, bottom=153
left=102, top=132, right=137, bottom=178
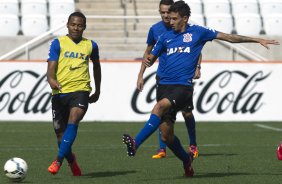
left=137, top=0, right=199, bottom=159
left=123, top=0, right=279, bottom=177
left=47, top=12, right=101, bottom=176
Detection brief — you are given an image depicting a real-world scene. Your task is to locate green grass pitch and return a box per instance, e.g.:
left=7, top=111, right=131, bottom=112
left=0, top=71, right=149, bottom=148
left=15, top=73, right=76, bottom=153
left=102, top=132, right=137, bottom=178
left=1, top=121, right=282, bottom=184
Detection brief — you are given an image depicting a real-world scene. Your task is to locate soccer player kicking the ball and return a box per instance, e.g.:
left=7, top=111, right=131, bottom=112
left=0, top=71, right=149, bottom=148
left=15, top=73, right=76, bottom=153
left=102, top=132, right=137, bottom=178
left=47, top=12, right=101, bottom=176
left=123, top=1, right=279, bottom=177
left=137, top=0, right=200, bottom=159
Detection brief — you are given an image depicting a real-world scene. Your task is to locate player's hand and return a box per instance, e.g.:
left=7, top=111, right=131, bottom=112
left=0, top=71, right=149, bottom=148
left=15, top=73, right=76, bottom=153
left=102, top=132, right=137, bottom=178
left=89, top=91, right=100, bottom=103
left=143, top=58, right=153, bottom=67
left=137, top=76, right=144, bottom=91
left=48, top=79, right=62, bottom=92
left=193, top=68, right=201, bottom=79
left=259, top=39, right=280, bottom=49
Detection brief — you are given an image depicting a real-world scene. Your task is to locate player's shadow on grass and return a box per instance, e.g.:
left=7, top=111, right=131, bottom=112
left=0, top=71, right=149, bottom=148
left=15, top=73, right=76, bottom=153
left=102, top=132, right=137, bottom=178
left=199, top=153, right=238, bottom=157
left=83, top=170, right=137, bottom=178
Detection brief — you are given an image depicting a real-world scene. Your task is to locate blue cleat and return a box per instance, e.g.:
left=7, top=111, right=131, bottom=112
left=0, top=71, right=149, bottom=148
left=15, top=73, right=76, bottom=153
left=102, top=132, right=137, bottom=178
left=122, top=134, right=136, bottom=157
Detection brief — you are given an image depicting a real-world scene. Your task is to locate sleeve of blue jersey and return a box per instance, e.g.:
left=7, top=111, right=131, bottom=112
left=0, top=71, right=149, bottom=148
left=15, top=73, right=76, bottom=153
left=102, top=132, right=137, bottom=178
left=47, top=39, right=60, bottom=62
left=146, top=27, right=155, bottom=45
left=151, top=34, right=165, bottom=58
left=90, top=40, right=99, bottom=61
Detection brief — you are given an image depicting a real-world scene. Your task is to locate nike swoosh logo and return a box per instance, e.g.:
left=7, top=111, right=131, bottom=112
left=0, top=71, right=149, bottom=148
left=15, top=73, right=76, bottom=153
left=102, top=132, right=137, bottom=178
left=167, top=39, right=172, bottom=43
left=78, top=103, right=85, bottom=107
left=69, top=66, right=82, bottom=71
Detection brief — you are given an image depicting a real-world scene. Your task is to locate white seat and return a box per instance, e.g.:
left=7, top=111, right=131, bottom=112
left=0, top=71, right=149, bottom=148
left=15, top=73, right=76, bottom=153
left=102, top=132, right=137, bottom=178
left=189, top=14, right=205, bottom=26
left=230, top=0, right=259, bottom=14
left=21, top=14, right=48, bottom=36
left=259, top=0, right=282, bottom=15
left=183, top=0, right=203, bottom=14
left=205, top=13, right=233, bottom=33
left=263, top=14, right=282, bottom=36
left=21, top=0, right=47, bottom=16
left=234, top=13, right=262, bottom=35
left=0, top=14, right=19, bottom=36
left=48, top=0, right=75, bottom=15
left=202, top=0, right=231, bottom=15
left=50, top=14, right=69, bottom=36
left=0, top=0, right=19, bottom=15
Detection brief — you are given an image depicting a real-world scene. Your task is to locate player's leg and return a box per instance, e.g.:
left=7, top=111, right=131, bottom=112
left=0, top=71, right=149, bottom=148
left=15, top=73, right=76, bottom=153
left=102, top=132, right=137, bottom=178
left=277, top=142, right=282, bottom=160
left=182, top=111, right=198, bottom=158
left=151, top=128, right=167, bottom=159
left=160, top=119, right=193, bottom=177
left=123, top=98, right=171, bottom=156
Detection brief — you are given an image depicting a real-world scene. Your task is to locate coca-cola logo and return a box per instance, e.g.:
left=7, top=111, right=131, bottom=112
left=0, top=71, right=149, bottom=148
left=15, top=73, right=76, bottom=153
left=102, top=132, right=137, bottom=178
left=0, top=70, right=52, bottom=114
left=131, top=70, right=271, bottom=115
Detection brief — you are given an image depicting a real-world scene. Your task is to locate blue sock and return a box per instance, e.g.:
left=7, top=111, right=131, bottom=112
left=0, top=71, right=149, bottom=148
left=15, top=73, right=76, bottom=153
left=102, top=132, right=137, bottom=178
left=158, top=128, right=166, bottom=150
left=135, top=114, right=161, bottom=149
left=166, top=135, right=189, bottom=163
left=185, top=115, right=197, bottom=146
left=57, top=124, right=78, bottom=162
left=57, top=142, right=74, bottom=163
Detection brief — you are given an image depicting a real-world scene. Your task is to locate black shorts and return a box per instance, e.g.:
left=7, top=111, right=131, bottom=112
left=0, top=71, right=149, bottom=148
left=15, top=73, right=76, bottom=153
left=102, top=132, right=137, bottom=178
left=51, top=91, right=89, bottom=134
left=156, top=84, right=193, bottom=123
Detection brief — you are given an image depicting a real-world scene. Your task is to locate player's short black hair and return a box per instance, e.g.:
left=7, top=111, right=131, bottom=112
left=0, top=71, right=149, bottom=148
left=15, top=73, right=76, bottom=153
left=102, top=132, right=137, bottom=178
left=159, top=0, right=174, bottom=6
left=68, top=11, right=87, bottom=25
left=169, top=1, right=191, bottom=18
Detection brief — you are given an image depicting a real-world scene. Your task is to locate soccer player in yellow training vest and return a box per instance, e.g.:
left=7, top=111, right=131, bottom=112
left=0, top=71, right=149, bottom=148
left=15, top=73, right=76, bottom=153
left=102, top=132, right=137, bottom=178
left=46, top=12, right=101, bottom=176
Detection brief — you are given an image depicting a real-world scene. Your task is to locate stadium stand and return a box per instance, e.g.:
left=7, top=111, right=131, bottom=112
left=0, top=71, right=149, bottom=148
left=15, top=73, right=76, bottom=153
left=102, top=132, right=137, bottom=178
left=0, top=0, right=282, bottom=60
left=234, top=13, right=262, bottom=35
left=0, top=0, right=19, bottom=15
left=0, top=14, right=20, bottom=36
left=230, top=0, right=259, bottom=14
left=202, top=0, right=231, bottom=15
left=21, top=14, right=48, bottom=36
left=263, top=14, right=282, bottom=36
left=21, top=0, right=47, bottom=16
left=205, top=13, right=233, bottom=33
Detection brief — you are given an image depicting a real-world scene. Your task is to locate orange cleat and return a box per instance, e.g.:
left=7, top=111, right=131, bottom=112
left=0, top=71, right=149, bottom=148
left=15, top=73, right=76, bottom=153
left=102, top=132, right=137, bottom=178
left=48, top=160, right=61, bottom=175
left=152, top=149, right=166, bottom=159
left=68, top=153, right=82, bottom=176
left=189, top=145, right=199, bottom=158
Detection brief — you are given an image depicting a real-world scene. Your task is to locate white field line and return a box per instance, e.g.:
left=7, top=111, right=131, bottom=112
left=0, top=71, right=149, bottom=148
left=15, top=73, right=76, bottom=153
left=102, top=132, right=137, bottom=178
left=255, top=124, right=282, bottom=132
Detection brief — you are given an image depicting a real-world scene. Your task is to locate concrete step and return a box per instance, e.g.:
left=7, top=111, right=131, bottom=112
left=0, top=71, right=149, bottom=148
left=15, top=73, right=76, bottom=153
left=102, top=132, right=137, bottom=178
left=84, top=30, right=147, bottom=38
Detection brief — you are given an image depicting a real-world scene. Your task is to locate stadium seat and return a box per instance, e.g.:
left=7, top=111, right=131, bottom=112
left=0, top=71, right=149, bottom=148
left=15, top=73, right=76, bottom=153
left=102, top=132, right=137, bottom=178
left=263, top=14, right=282, bottom=36
left=0, top=14, right=20, bottom=36
left=21, top=0, right=47, bottom=16
left=50, top=14, right=69, bottom=36
left=202, top=0, right=231, bottom=15
left=234, top=13, right=262, bottom=35
left=189, top=14, right=205, bottom=26
left=205, top=13, right=233, bottom=33
left=49, top=0, right=75, bottom=16
left=259, top=0, right=282, bottom=15
left=183, top=0, right=203, bottom=14
left=21, top=14, right=48, bottom=36
left=230, top=0, right=259, bottom=14
left=0, top=0, right=19, bottom=15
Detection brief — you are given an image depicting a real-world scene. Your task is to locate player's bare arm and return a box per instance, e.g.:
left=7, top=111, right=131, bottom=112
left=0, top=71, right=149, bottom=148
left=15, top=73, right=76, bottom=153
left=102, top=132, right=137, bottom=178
left=143, top=53, right=157, bottom=67
left=137, top=45, right=154, bottom=91
left=216, top=32, right=280, bottom=49
left=89, top=59, right=101, bottom=103
left=193, top=54, right=202, bottom=79
left=47, top=61, right=62, bottom=91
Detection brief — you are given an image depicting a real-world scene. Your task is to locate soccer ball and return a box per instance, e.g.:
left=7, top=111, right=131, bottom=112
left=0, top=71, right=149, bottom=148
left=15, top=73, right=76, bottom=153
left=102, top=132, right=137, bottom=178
left=4, top=157, right=28, bottom=182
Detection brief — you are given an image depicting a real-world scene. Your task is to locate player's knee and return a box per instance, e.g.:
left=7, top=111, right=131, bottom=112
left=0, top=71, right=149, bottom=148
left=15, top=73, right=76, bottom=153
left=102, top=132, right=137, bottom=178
left=182, top=111, right=193, bottom=119
left=152, top=101, right=170, bottom=116
left=161, top=134, right=174, bottom=145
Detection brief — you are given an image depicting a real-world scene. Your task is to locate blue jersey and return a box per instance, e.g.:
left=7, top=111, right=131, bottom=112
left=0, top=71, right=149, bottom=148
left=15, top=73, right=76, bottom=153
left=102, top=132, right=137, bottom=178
left=152, top=24, right=218, bottom=86
left=146, top=21, right=171, bottom=77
